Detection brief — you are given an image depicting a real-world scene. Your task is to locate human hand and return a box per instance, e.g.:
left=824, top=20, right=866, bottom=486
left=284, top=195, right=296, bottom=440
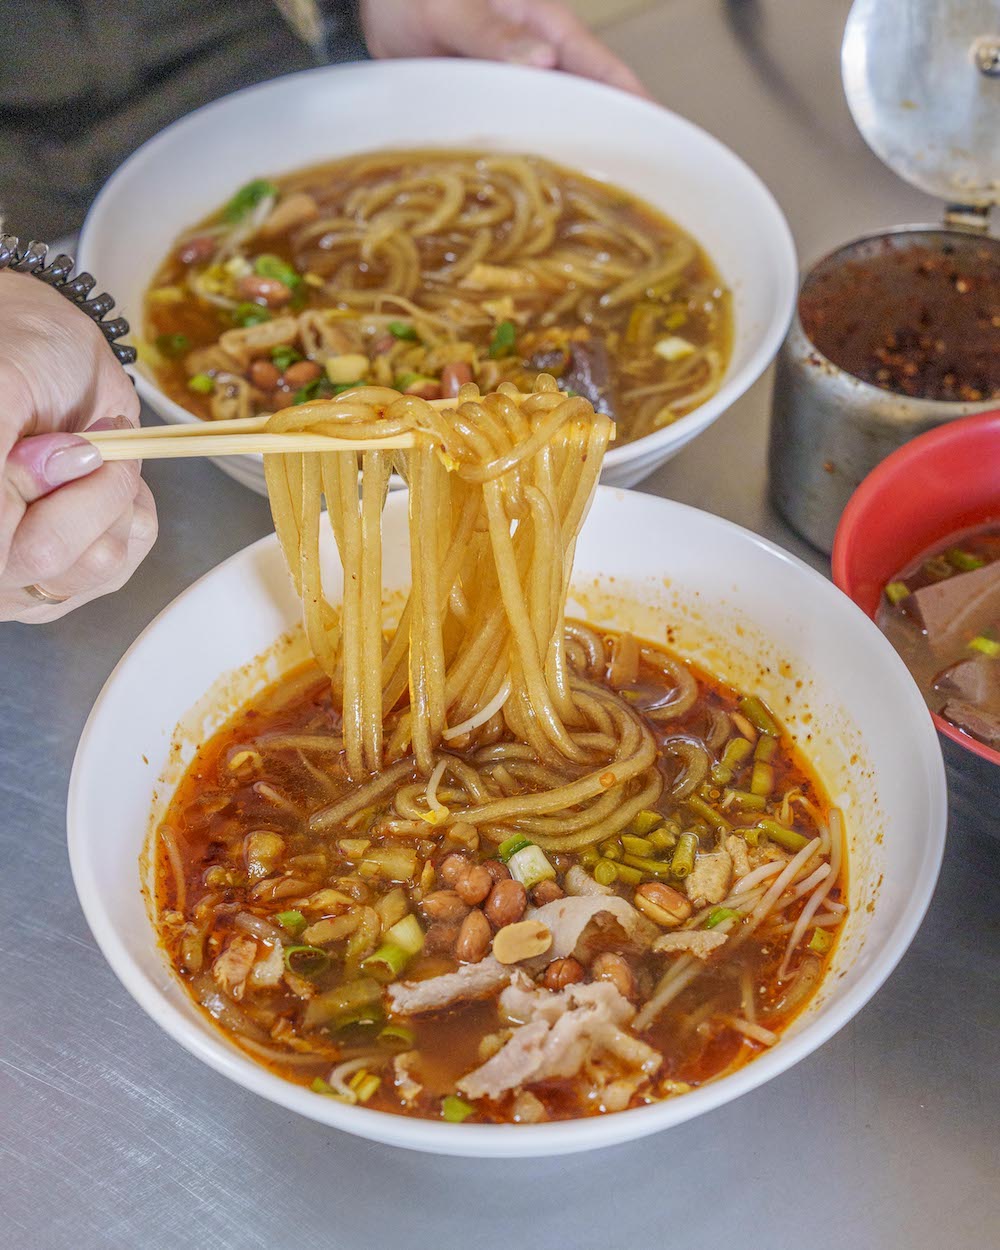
left=0, top=271, right=157, bottom=623
left=360, top=0, right=649, bottom=97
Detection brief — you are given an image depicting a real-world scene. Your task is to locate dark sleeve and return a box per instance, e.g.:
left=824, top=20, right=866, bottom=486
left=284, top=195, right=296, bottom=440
left=0, top=0, right=369, bottom=240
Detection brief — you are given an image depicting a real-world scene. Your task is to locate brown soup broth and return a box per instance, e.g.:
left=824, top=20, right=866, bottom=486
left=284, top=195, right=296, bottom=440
left=144, top=150, right=732, bottom=445
left=155, top=631, right=845, bottom=1123
left=876, top=525, right=1000, bottom=740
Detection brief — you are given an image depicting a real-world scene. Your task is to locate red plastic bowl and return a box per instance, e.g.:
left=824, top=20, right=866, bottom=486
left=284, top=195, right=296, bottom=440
left=832, top=408, right=1000, bottom=774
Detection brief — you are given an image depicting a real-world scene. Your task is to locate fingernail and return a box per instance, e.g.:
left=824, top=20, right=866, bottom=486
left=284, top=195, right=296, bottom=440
left=86, top=413, right=134, bottom=432
left=41, top=437, right=104, bottom=486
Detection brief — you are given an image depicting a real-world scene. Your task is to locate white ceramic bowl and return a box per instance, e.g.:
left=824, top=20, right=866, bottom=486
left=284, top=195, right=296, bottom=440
left=68, top=489, right=946, bottom=1156
left=78, top=59, right=796, bottom=495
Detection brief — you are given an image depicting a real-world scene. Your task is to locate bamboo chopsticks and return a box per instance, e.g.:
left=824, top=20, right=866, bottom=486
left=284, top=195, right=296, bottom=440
left=77, top=391, right=600, bottom=462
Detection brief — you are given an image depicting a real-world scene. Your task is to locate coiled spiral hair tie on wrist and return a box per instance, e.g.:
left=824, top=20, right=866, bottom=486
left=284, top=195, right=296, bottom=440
left=0, top=234, right=137, bottom=367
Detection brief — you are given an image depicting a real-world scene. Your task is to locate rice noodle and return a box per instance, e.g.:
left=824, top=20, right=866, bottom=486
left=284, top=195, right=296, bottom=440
left=722, top=1016, right=778, bottom=1047
left=267, top=379, right=663, bottom=849
left=777, top=810, right=844, bottom=979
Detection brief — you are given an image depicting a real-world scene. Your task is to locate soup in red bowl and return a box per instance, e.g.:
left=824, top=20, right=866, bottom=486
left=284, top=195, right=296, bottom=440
left=832, top=409, right=1000, bottom=835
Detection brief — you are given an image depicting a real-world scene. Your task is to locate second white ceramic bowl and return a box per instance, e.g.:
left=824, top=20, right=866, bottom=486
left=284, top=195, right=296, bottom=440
left=68, top=489, right=946, bottom=1156
left=79, top=59, right=796, bottom=495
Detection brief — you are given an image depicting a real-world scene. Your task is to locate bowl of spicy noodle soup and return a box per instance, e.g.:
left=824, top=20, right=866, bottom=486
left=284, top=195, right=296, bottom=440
left=68, top=488, right=945, bottom=1156
left=78, top=58, right=796, bottom=495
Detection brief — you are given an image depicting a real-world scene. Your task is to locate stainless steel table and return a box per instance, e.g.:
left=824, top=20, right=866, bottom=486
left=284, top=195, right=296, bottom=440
left=2, top=2, right=997, bottom=1246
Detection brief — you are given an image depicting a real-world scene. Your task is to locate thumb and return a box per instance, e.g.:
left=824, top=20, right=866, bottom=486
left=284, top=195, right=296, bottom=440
left=4, top=432, right=104, bottom=505
left=448, top=13, right=558, bottom=67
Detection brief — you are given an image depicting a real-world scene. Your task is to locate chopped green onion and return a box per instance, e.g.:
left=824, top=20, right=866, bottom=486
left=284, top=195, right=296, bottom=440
left=705, top=906, right=739, bottom=929
left=275, top=909, right=307, bottom=936
left=808, top=927, right=834, bottom=954
left=271, top=344, right=303, bottom=371
left=946, top=548, right=985, bottom=572
left=969, top=634, right=1000, bottom=658
left=885, top=581, right=911, bottom=605
left=350, top=1070, right=381, bottom=1103
left=232, top=301, right=272, bottom=328
left=630, top=809, right=664, bottom=836
left=721, top=737, right=754, bottom=771
left=754, top=734, right=778, bottom=762
left=621, top=834, right=655, bottom=857
left=621, top=853, right=673, bottom=881
left=756, top=819, right=810, bottom=853
left=593, top=859, right=618, bottom=887
left=488, top=319, right=517, bottom=359
left=498, top=834, right=532, bottom=863
left=332, top=1004, right=385, bottom=1034
left=187, top=372, right=215, bottom=394
left=393, top=371, right=422, bottom=391
left=223, top=178, right=278, bottom=223
left=284, top=945, right=331, bottom=978
left=648, top=826, right=678, bottom=853
left=154, top=332, right=190, bottom=358
left=254, top=253, right=301, bottom=288
left=670, top=832, right=699, bottom=879
left=722, top=788, right=767, bottom=812
left=385, top=913, right=424, bottom=956
left=378, top=1023, right=416, bottom=1049
left=507, top=843, right=556, bottom=889
left=362, top=942, right=410, bottom=981
left=442, top=1094, right=476, bottom=1123
left=311, top=1077, right=336, bottom=1096
left=613, top=861, right=643, bottom=886
left=579, top=847, right=600, bottom=869
left=737, top=695, right=780, bottom=737
left=302, top=977, right=381, bottom=1029
left=388, top=320, right=418, bottom=341
left=292, top=377, right=328, bottom=405
left=750, top=761, right=775, bottom=797
left=685, top=794, right=732, bottom=833
left=711, top=764, right=733, bottom=786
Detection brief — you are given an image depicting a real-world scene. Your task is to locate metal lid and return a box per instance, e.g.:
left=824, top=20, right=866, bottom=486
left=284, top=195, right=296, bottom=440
left=842, top=0, right=1000, bottom=208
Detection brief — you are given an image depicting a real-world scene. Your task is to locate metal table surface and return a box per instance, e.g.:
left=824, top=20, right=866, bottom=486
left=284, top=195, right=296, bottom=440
left=2, top=2, right=998, bottom=1246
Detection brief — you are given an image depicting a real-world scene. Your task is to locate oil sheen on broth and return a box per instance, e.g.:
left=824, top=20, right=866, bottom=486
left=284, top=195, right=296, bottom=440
left=155, top=632, right=846, bottom=1124
left=143, top=150, right=732, bottom=445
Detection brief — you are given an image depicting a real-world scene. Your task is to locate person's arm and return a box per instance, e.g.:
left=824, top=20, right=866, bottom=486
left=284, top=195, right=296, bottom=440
left=359, top=0, right=649, bottom=97
left=0, top=272, right=157, bottom=623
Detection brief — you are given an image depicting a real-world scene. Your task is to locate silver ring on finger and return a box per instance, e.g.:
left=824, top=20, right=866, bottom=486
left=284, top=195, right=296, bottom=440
left=22, top=582, right=72, bottom=605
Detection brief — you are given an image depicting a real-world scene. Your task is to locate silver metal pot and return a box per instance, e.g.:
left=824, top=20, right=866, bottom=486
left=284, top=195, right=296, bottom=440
left=768, top=0, right=999, bottom=554
left=770, top=226, right=999, bottom=553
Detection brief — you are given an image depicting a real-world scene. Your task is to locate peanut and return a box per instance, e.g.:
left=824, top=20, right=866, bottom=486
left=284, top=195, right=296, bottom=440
left=492, top=919, right=552, bottom=965
left=282, top=359, right=323, bottom=389
left=455, top=909, right=491, bottom=963
left=634, top=881, right=692, bottom=927
left=237, top=274, right=292, bottom=307
left=484, top=878, right=526, bottom=928
left=249, top=359, right=281, bottom=391
left=419, top=889, right=470, bottom=923
left=591, top=951, right=637, bottom=999
left=482, top=858, right=511, bottom=884
left=453, top=863, right=493, bottom=906
left=531, top=880, right=564, bottom=906
left=542, top=956, right=585, bottom=990
left=441, top=361, right=473, bottom=398
left=439, top=853, right=470, bottom=887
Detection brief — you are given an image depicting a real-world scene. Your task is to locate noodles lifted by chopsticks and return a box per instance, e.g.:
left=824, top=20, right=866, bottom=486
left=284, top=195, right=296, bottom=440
left=264, top=375, right=662, bottom=851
